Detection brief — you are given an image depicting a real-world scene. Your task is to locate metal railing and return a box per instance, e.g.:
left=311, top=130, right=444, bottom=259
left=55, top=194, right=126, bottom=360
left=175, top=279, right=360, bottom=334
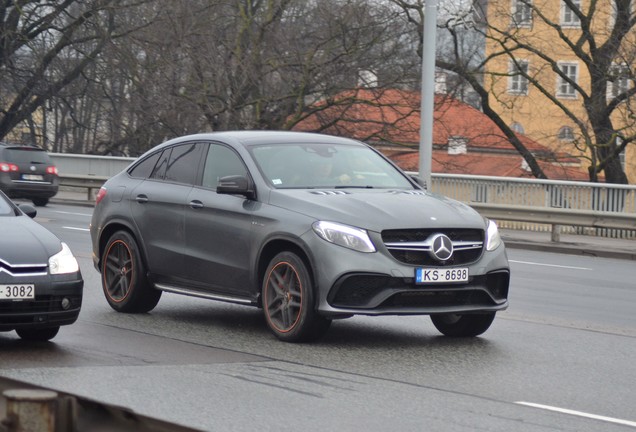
left=428, top=173, right=636, bottom=239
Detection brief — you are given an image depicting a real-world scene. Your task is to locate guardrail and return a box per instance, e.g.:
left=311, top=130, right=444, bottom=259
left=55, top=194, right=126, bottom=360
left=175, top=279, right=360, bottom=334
left=59, top=174, right=109, bottom=200
left=471, top=202, right=636, bottom=242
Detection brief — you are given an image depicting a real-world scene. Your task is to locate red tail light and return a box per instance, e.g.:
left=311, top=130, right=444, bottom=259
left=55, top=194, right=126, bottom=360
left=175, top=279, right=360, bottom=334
left=95, top=187, right=107, bottom=205
left=0, top=163, right=18, bottom=172
left=46, top=166, right=59, bottom=175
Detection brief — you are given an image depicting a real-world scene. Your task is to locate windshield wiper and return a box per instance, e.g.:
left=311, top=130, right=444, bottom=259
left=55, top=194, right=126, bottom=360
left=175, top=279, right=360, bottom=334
left=334, top=185, right=375, bottom=189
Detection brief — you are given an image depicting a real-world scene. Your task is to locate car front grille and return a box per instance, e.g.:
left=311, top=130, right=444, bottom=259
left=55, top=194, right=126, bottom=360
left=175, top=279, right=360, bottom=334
left=0, top=259, right=48, bottom=277
left=381, top=228, right=484, bottom=266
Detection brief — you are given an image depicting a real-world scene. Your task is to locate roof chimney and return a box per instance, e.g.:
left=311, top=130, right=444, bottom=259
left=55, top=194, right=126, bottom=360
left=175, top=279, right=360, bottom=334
left=435, top=72, right=447, bottom=94
left=448, top=136, right=468, bottom=154
left=358, top=70, right=378, bottom=88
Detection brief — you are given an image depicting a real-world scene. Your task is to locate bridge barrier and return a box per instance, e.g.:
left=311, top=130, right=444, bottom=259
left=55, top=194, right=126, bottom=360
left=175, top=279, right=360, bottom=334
left=0, top=377, right=201, bottom=432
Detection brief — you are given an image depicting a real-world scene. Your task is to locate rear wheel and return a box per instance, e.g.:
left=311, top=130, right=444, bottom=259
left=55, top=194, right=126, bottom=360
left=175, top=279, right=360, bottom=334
left=431, top=312, right=496, bottom=337
left=101, top=231, right=161, bottom=313
left=262, top=252, right=331, bottom=342
left=16, top=326, right=59, bottom=341
left=32, top=198, right=48, bottom=207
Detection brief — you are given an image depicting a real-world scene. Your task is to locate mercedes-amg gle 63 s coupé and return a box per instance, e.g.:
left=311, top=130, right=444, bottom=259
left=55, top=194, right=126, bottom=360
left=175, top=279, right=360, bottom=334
left=90, top=131, right=509, bottom=342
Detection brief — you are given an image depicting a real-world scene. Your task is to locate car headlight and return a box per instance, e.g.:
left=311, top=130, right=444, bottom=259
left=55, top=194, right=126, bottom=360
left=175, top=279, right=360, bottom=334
left=312, top=221, right=376, bottom=253
left=49, top=242, right=80, bottom=275
left=485, top=219, right=502, bottom=251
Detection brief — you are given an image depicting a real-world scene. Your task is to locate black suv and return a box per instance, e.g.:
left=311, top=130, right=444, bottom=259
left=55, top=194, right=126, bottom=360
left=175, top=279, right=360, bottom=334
left=0, top=144, right=59, bottom=206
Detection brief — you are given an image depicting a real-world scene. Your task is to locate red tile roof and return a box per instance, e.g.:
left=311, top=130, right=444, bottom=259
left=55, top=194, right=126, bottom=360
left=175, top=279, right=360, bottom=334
left=390, top=150, right=591, bottom=181
left=292, top=88, right=588, bottom=180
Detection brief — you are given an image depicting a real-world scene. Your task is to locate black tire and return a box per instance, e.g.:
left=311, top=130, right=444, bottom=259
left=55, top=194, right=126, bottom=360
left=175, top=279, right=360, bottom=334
left=431, top=312, right=496, bottom=337
left=32, top=198, right=48, bottom=207
left=262, top=251, right=331, bottom=342
left=101, top=231, right=161, bottom=313
left=16, top=326, right=59, bottom=341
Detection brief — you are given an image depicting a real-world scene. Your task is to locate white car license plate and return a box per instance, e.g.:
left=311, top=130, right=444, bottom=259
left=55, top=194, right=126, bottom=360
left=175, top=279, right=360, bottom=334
left=415, top=268, right=469, bottom=284
left=0, top=284, right=35, bottom=300
left=22, top=174, right=44, bottom=181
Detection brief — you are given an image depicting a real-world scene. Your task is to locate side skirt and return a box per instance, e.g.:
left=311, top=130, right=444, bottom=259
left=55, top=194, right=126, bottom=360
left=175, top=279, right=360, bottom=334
left=154, top=283, right=257, bottom=306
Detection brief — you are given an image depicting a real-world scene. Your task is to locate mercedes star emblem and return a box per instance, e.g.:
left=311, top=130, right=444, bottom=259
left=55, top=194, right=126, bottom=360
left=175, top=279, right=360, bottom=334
left=430, top=234, right=453, bottom=261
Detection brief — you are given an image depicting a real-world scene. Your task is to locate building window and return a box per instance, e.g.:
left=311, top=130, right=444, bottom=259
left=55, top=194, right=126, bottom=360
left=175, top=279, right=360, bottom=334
left=619, top=149, right=626, bottom=170
left=607, top=63, right=631, bottom=99
left=558, top=126, right=575, bottom=141
left=510, top=122, right=525, bottom=134
left=508, top=59, right=529, bottom=94
left=561, top=0, right=582, bottom=27
left=512, top=0, right=533, bottom=26
left=557, top=62, right=578, bottom=98
left=617, top=136, right=626, bottom=170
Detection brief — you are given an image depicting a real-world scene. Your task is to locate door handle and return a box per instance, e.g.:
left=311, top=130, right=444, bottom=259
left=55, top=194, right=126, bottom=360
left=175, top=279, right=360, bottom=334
left=135, top=194, right=149, bottom=204
left=189, top=200, right=204, bottom=209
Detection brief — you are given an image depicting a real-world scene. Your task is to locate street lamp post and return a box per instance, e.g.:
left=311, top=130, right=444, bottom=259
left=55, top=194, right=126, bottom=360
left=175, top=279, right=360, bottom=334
left=419, top=0, right=438, bottom=190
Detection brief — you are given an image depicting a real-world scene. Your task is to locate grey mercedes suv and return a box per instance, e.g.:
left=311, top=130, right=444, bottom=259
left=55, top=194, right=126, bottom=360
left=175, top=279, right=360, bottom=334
left=90, top=131, right=509, bottom=342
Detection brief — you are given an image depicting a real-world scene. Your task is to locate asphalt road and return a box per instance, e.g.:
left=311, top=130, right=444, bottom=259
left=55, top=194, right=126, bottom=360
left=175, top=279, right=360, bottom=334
left=0, top=201, right=635, bottom=431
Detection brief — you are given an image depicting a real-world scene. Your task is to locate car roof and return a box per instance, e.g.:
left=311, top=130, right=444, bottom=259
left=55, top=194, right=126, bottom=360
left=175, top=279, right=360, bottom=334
left=156, top=131, right=364, bottom=150
left=0, top=143, right=47, bottom=152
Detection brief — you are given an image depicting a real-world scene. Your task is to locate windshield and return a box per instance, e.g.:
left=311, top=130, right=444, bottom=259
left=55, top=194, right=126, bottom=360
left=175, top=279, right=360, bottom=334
left=251, top=143, right=414, bottom=189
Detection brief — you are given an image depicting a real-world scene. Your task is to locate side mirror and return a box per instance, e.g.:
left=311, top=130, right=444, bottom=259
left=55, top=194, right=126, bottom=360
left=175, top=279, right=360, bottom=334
left=217, top=175, right=256, bottom=200
left=18, top=203, right=37, bottom=218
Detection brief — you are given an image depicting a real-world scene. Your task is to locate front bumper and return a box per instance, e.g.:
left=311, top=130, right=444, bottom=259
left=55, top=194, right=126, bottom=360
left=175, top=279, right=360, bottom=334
left=0, top=274, right=83, bottom=331
left=325, top=269, right=509, bottom=315
left=302, top=230, right=510, bottom=317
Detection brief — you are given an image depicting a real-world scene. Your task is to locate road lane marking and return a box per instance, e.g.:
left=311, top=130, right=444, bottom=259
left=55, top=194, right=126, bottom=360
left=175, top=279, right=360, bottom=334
left=54, top=210, right=92, bottom=217
left=508, top=260, right=591, bottom=270
left=63, top=226, right=90, bottom=232
left=516, top=402, right=636, bottom=428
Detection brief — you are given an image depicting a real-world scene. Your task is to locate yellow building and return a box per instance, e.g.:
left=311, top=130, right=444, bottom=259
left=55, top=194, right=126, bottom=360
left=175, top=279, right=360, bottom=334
left=483, top=0, right=636, bottom=183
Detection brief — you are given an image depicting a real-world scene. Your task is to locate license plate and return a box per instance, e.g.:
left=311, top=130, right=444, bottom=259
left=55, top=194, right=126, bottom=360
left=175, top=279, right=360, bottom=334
left=415, top=268, right=469, bottom=284
left=0, top=284, right=35, bottom=300
left=22, top=174, right=44, bottom=181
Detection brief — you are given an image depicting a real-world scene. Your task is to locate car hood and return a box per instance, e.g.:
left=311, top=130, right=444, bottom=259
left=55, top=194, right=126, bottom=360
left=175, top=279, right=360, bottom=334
left=267, top=189, right=486, bottom=232
left=0, top=216, right=61, bottom=264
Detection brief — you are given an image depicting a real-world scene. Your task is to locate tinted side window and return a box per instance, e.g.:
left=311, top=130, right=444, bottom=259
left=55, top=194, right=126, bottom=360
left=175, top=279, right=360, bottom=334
left=164, top=143, right=204, bottom=185
left=129, top=152, right=161, bottom=179
left=202, top=144, right=248, bottom=189
left=150, top=149, right=171, bottom=180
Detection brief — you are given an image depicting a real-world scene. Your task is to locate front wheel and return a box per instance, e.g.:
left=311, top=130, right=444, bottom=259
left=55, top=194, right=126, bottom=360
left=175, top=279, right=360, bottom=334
left=431, top=312, right=496, bottom=337
left=262, top=251, right=331, bottom=342
left=16, top=326, right=59, bottom=341
left=101, top=231, right=161, bottom=313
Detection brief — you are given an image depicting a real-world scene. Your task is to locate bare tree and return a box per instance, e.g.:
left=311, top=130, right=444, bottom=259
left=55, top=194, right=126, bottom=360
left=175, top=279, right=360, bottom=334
left=66, top=0, right=421, bottom=155
left=0, top=1, right=123, bottom=147
left=477, top=0, right=634, bottom=184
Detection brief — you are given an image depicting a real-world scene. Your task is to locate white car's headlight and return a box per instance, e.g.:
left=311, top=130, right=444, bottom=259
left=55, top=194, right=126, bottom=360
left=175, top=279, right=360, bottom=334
left=312, top=221, right=376, bottom=253
left=485, top=219, right=502, bottom=251
left=49, top=242, right=80, bottom=275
